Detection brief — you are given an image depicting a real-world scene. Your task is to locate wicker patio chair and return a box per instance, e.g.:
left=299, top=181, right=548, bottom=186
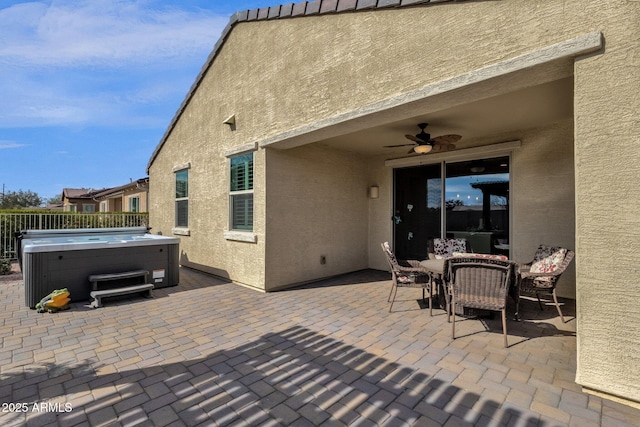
left=381, top=242, right=431, bottom=313
left=426, top=238, right=469, bottom=316
left=447, top=256, right=516, bottom=347
left=516, top=245, right=575, bottom=323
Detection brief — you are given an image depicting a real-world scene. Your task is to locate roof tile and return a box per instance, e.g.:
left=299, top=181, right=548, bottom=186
left=280, top=3, right=294, bottom=16
left=305, top=1, right=321, bottom=14
left=337, top=0, right=358, bottom=11
left=292, top=1, right=308, bottom=16
left=268, top=5, right=282, bottom=18
left=257, top=7, right=270, bottom=19
left=356, top=0, right=378, bottom=10
left=320, top=0, right=338, bottom=13
left=247, top=8, right=259, bottom=20
left=378, top=0, right=401, bottom=7
left=233, top=10, right=249, bottom=22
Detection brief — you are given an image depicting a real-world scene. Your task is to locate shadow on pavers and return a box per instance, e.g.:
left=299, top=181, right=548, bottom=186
left=3, top=326, right=544, bottom=426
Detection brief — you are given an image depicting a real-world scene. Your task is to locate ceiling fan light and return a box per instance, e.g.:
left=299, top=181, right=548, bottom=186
left=414, top=144, right=432, bottom=154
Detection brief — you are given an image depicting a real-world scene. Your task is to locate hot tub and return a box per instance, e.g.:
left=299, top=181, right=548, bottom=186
left=18, top=227, right=179, bottom=308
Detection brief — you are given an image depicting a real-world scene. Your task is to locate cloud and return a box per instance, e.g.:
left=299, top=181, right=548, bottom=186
left=0, top=141, right=27, bottom=149
left=0, top=0, right=229, bottom=67
left=0, top=0, right=229, bottom=128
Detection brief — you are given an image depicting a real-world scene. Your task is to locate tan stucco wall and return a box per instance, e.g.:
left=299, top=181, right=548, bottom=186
left=570, top=4, right=640, bottom=403
left=264, top=145, right=368, bottom=290
left=367, top=159, right=394, bottom=272
left=149, top=141, right=266, bottom=289
left=511, top=119, right=576, bottom=298
left=149, top=0, right=640, bottom=403
left=199, top=2, right=592, bottom=146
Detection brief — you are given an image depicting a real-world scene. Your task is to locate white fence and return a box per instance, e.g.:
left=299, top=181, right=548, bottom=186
left=0, top=212, right=149, bottom=259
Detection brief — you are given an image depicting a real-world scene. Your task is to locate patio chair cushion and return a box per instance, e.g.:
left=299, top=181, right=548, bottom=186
left=434, top=238, right=467, bottom=259
left=397, top=275, right=413, bottom=284
left=532, top=276, right=555, bottom=288
left=529, top=245, right=567, bottom=274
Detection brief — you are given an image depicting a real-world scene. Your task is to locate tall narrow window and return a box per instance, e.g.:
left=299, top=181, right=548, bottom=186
left=175, top=169, right=189, bottom=228
left=230, top=153, right=253, bottom=231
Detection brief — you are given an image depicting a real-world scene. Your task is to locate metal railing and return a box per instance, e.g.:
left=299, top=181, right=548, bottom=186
left=0, top=212, right=149, bottom=259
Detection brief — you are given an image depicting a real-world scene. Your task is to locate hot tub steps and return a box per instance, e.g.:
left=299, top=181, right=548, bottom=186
left=88, top=270, right=154, bottom=308
left=90, top=284, right=154, bottom=308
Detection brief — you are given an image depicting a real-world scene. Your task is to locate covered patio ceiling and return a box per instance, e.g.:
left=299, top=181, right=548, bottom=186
left=317, top=76, right=574, bottom=158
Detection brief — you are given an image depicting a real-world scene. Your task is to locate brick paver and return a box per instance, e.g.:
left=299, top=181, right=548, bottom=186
left=1, top=264, right=639, bottom=426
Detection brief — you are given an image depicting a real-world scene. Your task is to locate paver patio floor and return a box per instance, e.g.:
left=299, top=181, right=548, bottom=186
left=1, top=265, right=639, bottom=426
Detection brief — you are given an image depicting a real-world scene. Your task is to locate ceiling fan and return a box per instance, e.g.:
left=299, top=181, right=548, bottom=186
left=385, top=123, right=461, bottom=154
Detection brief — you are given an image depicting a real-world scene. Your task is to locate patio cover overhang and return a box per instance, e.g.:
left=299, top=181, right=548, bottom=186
left=257, top=32, right=602, bottom=155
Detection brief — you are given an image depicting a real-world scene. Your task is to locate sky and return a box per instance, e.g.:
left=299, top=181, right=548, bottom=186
left=0, top=0, right=276, bottom=201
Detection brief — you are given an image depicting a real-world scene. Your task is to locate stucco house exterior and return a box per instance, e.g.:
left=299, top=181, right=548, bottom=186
left=147, top=0, right=640, bottom=407
left=61, top=188, right=103, bottom=212
left=94, top=178, right=149, bottom=213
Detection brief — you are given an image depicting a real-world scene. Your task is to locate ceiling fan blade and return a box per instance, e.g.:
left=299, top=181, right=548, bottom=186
left=432, top=134, right=462, bottom=144
left=431, top=144, right=456, bottom=153
left=384, top=143, right=415, bottom=148
left=408, top=147, right=418, bottom=154
left=405, top=134, right=422, bottom=143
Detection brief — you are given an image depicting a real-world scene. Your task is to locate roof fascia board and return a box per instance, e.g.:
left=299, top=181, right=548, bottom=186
left=257, top=31, right=603, bottom=150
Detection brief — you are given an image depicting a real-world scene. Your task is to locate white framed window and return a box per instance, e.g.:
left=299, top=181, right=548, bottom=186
left=175, top=169, right=188, bottom=228
left=100, top=201, right=108, bottom=212
left=229, top=153, right=253, bottom=231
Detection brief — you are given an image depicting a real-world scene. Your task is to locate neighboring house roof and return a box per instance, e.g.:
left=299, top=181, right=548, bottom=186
left=146, top=0, right=467, bottom=172
left=62, top=188, right=104, bottom=201
left=94, top=178, right=149, bottom=200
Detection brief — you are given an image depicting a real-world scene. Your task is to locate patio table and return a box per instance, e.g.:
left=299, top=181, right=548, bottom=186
left=422, top=256, right=521, bottom=321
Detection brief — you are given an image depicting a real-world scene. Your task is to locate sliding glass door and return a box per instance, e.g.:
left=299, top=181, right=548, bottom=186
left=394, top=156, right=510, bottom=258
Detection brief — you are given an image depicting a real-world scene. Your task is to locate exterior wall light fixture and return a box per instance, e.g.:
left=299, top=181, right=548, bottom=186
left=369, top=185, right=379, bottom=199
